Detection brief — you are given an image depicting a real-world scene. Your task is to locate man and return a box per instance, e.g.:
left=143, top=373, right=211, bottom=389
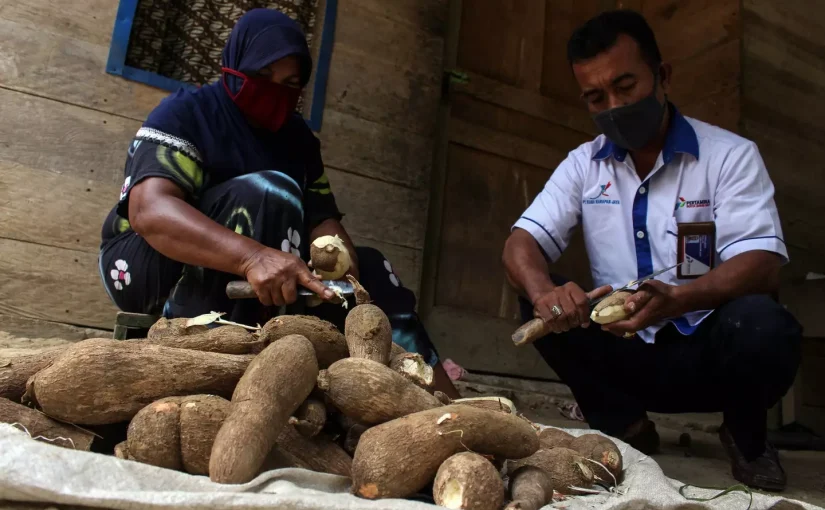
left=502, top=10, right=801, bottom=490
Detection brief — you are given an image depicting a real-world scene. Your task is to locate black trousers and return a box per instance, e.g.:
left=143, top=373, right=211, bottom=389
left=99, top=170, right=440, bottom=365
left=520, top=277, right=802, bottom=460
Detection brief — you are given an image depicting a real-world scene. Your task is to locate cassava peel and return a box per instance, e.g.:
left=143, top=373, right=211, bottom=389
left=433, top=452, right=504, bottom=510
left=352, top=404, right=539, bottom=499
left=147, top=318, right=209, bottom=339
left=319, top=358, right=442, bottom=425
left=210, top=335, right=318, bottom=484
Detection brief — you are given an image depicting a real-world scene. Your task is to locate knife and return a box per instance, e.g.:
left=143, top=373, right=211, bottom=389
left=512, top=262, right=684, bottom=347
left=587, top=262, right=684, bottom=309
left=226, top=280, right=355, bottom=300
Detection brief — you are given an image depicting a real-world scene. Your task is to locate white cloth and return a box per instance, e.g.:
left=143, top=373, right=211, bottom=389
left=0, top=424, right=817, bottom=510
left=513, top=108, right=787, bottom=343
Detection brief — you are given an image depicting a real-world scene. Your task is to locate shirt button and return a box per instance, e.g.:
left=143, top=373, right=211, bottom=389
left=636, top=231, right=645, bottom=239
left=639, top=186, right=647, bottom=194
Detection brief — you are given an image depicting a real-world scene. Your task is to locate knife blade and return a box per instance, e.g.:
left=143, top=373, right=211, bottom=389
left=226, top=280, right=355, bottom=300
left=588, top=262, right=684, bottom=309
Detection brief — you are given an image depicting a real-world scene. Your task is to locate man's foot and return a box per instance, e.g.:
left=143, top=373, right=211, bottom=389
left=621, top=418, right=660, bottom=455
left=719, top=424, right=787, bottom=491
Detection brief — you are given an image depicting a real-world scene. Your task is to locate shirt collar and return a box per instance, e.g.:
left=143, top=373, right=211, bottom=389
left=592, top=103, right=700, bottom=164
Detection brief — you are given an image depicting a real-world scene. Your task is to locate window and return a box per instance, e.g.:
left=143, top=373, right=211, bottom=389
left=106, top=0, right=337, bottom=131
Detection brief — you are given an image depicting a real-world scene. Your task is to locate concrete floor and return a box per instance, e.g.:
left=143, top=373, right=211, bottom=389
left=455, top=375, right=825, bottom=508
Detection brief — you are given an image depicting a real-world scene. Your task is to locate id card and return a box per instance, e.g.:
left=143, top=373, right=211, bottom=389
left=677, top=222, right=716, bottom=279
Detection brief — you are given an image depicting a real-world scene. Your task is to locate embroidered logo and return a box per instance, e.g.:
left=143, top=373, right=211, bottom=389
left=583, top=181, right=620, bottom=206
left=110, top=259, right=131, bottom=291
left=588, top=181, right=612, bottom=200
left=280, top=227, right=301, bottom=257
left=675, top=197, right=710, bottom=210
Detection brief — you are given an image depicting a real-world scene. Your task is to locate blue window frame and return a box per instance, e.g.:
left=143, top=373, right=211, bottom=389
left=105, top=0, right=337, bottom=132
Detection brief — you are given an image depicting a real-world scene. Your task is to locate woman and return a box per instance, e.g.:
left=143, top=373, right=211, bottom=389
left=99, top=8, right=459, bottom=397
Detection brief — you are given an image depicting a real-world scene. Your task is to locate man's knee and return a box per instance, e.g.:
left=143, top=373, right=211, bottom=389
left=717, top=295, right=802, bottom=400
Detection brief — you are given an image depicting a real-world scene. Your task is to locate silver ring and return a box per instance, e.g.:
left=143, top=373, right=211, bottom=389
left=551, top=305, right=563, bottom=317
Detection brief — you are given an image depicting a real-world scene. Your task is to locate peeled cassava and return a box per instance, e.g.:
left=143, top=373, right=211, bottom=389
left=589, top=291, right=634, bottom=325
left=310, top=235, right=351, bottom=280
left=352, top=404, right=539, bottom=499
left=433, top=452, right=504, bottom=510
left=390, top=352, right=434, bottom=390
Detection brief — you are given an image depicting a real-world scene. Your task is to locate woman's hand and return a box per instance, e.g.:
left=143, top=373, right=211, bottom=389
left=241, top=247, right=336, bottom=306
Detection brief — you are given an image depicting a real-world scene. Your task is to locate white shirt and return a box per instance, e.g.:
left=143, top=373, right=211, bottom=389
left=513, top=107, right=788, bottom=343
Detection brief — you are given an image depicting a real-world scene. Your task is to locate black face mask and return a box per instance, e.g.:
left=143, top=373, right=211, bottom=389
left=592, top=77, right=666, bottom=151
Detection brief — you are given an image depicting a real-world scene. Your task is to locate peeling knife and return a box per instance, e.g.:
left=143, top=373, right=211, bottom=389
left=226, top=280, right=355, bottom=300
left=588, top=262, right=684, bottom=309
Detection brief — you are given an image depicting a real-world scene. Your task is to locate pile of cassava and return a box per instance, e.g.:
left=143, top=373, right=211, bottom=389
left=0, top=236, right=623, bottom=510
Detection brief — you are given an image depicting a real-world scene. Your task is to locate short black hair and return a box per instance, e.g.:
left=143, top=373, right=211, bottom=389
left=567, top=10, right=662, bottom=71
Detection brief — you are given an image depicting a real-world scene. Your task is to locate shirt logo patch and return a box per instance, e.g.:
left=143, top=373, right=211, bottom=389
left=588, top=181, right=611, bottom=199
left=584, top=181, right=621, bottom=205
left=675, top=197, right=710, bottom=210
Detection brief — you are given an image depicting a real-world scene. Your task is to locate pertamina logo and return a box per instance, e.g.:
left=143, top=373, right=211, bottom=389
left=675, top=196, right=710, bottom=210
left=584, top=181, right=620, bottom=205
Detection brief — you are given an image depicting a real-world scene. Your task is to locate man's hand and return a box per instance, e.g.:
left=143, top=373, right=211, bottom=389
left=241, top=247, right=336, bottom=307
left=533, top=282, right=613, bottom=333
left=602, top=280, right=683, bottom=336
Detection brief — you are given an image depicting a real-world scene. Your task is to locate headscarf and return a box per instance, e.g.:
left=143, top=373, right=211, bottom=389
left=140, top=9, right=317, bottom=186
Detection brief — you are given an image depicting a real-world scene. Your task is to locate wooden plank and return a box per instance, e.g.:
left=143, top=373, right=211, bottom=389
left=450, top=93, right=593, bottom=153
left=334, top=0, right=444, bottom=76
left=452, top=71, right=598, bottom=136
left=424, top=306, right=558, bottom=380
left=319, top=109, right=433, bottom=189
left=0, top=0, right=116, bottom=47
left=0, top=162, right=117, bottom=253
left=0, top=18, right=166, bottom=121
left=668, top=38, right=740, bottom=107
left=780, top=282, right=825, bottom=338
left=448, top=119, right=568, bottom=172
left=327, top=167, right=428, bottom=250
left=679, top=86, right=740, bottom=134
left=540, top=1, right=605, bottom=106
left=0, top=88, right=140, bottom=185
left=0, top=238, right=116, bottom=329
left=0, top=313, right=107, bottom=339
left=643, top=0, right=740, bottom=64
left=434, top=144, right=591, bottom=318
left=349, top=0, right=447, bottom=37
left=456, top=0, right=547, bottom=89
left=744, top=0, right=825, bottom=48
left=349, top=235, right=421, bottom=297
left=324, top=45, right=440, bottom=137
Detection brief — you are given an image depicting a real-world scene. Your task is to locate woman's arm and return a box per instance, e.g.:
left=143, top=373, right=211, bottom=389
left=129, top=177, right=334, bottom=306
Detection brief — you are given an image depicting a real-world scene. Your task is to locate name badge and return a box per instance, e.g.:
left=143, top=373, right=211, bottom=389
left=677, top=222, right=716, bottom=279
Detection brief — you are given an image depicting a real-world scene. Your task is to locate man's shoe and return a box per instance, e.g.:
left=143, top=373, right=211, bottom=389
left=622, top=418, right=660, bottom=455
left=719, top=424, right=787, bottom=491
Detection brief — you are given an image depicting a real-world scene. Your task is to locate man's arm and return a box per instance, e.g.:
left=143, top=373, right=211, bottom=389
left=502, top=228, right=556, bottom=303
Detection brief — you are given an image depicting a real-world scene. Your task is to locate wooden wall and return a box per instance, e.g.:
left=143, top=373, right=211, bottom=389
left=742, top=0, right=825, bottom=434
left=0, top=0, right=447, bottom=329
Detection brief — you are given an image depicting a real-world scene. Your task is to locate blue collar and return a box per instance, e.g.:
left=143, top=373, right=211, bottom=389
left=592, top=104, right=699, bottom=164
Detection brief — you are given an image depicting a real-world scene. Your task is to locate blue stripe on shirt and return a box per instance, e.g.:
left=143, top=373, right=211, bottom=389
left=519, top=217, right=563, bottom=255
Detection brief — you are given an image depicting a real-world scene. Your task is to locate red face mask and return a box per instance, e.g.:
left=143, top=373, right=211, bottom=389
left=222, top=67, right=301, bottom=133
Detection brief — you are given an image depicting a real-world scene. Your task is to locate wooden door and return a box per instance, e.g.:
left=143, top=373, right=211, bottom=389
left=420, top=0, right=741, bottom=379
